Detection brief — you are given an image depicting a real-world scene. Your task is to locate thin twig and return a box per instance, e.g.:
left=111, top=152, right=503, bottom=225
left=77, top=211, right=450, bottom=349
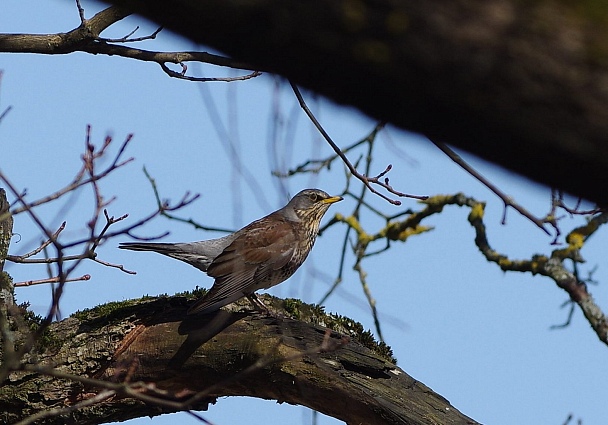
left=10, top=129, right=134, bottom=215
left=99, top=26, right=163, bottom=43
left=0, top=126, right=196, bottom=384
left=0, top=70, right=11, bottom=124
left=551, top=189, right=602, bottom=216
left=142, top=167, right=231, bottom=234
left=75, top=0, right=86, bottom=23
left=290, top=82, right=426, bottom=205
left=7, top=222, right=66, bottom=261
left=14, top=274, right=90, bottom=287
left=549, top=300, right=576, bottom=330
left=0, top=105, right=11, bottom=124
left=273, top=134, right=371, bottom=177
left=353, top=257, right=384, bottom=342
left=431, top=140, right=551, bottom=235
left=160, top=64, right=262, bottom=82
left=93, top=257, right=136, bottom=274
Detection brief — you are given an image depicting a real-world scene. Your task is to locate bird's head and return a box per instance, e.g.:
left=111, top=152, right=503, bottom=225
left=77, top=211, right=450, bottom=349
left=284, top=189, right=343, bottom=222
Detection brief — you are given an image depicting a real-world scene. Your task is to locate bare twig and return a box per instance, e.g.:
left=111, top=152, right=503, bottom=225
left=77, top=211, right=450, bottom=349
left=7, top=222, right=66, bottom=262
left=549, top=189, right=602, bottom=221
left=10, top=128, right=134, bottom=215
left=99, top=25, right=163, bottom=43
left=103, top=188, right=199, bottom=241
left=0, top=105, right=11, bottom=124
left=160, top=64, right=262, bottom=82
left=273, top=133, right=371, bottom=177
left=0, top=125, right=198, bottom=386
left=353, top=257, right=384, bottom=342
left=290, top=82, right=426, bottom=205
left=142, top=167, right=231, bottom=234
left=75, top=0, right=86, bottom=23
left=550, top=300, right=577, bottom=330
left=10, top=253, right=93, bottom=264
left=14, top=274, right=91, bottom=287
left=93, top=257, right=136, bottom=274
left=431, top=140, right=551, bottom=236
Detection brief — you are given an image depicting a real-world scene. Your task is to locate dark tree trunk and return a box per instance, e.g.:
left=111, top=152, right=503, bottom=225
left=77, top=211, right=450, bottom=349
left=107, top=0, right=608, bottom=206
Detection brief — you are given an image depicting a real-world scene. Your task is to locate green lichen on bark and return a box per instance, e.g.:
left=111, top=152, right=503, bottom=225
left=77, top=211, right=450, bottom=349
left=281, top=297, right=396, bottom=364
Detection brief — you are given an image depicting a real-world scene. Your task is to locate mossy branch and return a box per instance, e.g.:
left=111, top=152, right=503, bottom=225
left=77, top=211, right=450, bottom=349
left=466, top=197, right=608, bottom=346
left=1, top=294, right=477, bottom=425
left=335, top=192, right=608, bottom=346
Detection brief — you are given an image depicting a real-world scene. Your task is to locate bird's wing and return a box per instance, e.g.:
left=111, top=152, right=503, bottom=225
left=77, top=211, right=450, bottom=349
left=187, top=215, right=297, bottom=315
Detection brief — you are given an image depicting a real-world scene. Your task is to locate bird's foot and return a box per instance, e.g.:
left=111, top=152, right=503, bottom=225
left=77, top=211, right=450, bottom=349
left=246, top=293, right=271, bottom=315
left=246, top=293, right=292, bottom=319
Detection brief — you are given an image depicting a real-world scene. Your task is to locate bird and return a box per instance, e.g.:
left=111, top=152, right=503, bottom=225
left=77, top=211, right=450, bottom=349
left=119, top=189, right=342, bottom=315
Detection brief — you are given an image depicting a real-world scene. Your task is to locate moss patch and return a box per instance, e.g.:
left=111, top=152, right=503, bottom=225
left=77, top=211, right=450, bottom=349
left=281, top=297, right=396, bottom=364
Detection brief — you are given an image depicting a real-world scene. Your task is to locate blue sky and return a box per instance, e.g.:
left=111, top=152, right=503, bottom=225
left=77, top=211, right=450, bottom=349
left=2, top=2, right=607, bottom=424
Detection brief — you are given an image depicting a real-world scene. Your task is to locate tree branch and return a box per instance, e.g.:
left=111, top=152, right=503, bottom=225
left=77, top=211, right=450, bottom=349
left=0, top=4, right=259, bottom=82
left=1, top=295, right=478, bottom=425
left=101, top=0, right=608, bottom=207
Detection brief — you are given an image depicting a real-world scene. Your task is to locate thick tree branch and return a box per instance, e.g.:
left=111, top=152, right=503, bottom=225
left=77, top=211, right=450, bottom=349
left=0, top=296, right=478, bottom=425
left=103, top=0, right=608, bottom=206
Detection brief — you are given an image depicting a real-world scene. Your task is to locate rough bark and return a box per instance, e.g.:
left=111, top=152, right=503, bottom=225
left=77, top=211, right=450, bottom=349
left=0, top=296, right=477, bottom=424
left=105, top=0, right=608, bottom=206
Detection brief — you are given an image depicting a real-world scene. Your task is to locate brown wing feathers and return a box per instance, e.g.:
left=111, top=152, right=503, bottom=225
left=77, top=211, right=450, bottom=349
left=187, top=215, right=298, bottom=314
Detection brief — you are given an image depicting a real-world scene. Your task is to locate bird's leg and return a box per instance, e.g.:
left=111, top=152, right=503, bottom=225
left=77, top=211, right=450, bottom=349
left=246, top=294, right=290, bottom=319
left=246, top=293, right=270, bottom=315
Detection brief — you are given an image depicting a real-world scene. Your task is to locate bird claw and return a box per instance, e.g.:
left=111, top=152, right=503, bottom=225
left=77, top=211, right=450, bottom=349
left=246, top=294, right=291, bottom=319
left=246, top=293, right=270, bottom=314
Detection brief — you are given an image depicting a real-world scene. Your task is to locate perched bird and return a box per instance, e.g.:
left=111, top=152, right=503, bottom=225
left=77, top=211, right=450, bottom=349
left=120, top=189, right=342, bottom=315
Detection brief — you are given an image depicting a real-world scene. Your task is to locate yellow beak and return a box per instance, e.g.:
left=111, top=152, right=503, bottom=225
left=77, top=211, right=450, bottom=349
left=322, top=195, right=343, bottom=204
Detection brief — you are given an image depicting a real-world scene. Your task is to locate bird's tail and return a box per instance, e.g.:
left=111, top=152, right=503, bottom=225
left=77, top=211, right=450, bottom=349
left=119, top=242, right=211, bottom=272
left=119, top=242, right=175, bottom=253
left=186, top=290, right=245, bottom=315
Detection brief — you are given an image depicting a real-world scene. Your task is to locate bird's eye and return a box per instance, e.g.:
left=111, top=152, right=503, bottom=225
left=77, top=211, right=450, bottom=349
left=308, top=193, right=318, bottom=202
